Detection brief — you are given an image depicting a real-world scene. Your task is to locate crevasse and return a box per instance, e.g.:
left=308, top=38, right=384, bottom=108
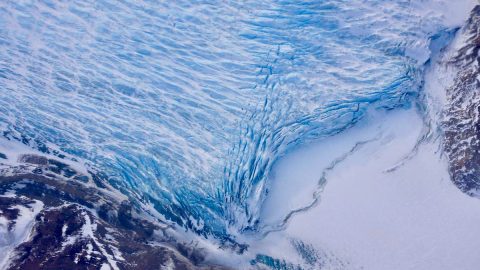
left=0, top=0, right=474, bottom=240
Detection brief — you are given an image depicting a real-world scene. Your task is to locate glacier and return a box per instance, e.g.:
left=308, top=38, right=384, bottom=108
left=1, top=0, right=480, bottom=269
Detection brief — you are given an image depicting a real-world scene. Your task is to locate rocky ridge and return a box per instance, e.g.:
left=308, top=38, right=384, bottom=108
left=0, top=140, right=230, bottom=270
left=444, top=5, right=480, bottom=196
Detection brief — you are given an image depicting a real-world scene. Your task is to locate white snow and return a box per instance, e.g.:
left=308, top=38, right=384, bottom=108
left=100, top=263, right=112, bottom=270
left=259, top=109, right=384, bottom=232
left=404, top=0, right=477, bottom=65
left=61, top=224, right=68, bottom=238
left=416, top=0, right=478, bottom=28
left=0, top=198, right=44, bottom=270
left=77, top=211, right=123, bottom=270
left=160, top=257, right=176, bottom=270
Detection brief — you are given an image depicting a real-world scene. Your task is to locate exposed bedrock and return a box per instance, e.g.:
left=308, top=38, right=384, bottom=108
left=0, top=153, right=230, bottom=270
left=444, top=5, right=480, bottom=196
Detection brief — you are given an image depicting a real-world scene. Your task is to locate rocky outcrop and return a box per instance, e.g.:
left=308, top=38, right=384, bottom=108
left=444, top=5, right=480, bottom=196
left=0, top=152, right=230, bottom=270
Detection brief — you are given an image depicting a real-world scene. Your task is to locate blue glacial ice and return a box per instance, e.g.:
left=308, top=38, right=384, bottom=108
left=0, top=0, right=476, bottom=245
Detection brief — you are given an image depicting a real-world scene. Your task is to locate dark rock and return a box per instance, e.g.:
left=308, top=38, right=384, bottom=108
left=0, top=165, right=232, bottom=269
left=444, top=5, right=480, bottom=195
left=19, top=154, right=48, bottom=165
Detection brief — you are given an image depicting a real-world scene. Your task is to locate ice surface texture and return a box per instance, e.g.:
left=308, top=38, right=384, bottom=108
left=0, top=0, right=474, bottom=237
